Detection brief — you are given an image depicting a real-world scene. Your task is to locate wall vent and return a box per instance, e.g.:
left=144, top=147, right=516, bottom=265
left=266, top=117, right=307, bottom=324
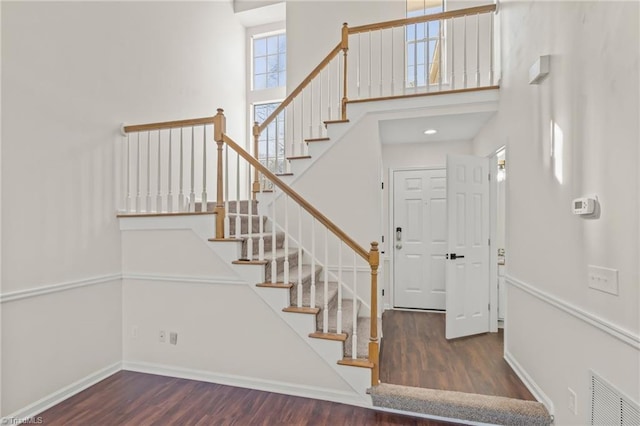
left=590, top=370, right=640, bottom=425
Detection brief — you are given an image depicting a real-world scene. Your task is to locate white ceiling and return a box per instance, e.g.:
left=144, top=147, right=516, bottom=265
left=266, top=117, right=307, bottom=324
left=378, top=111, right=495, bottom=144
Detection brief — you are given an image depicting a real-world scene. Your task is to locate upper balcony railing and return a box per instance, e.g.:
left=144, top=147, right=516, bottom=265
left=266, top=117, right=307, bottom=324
left=253, top=4, right=497, bottom=183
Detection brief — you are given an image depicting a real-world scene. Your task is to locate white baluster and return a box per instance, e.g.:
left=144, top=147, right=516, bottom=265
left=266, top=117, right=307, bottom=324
left=167, top=129, right=173, bottom=213
left=390, top=28, right=395, bottom=95
left=323, top=227, right=329, bottom=333
left=327, top=62, right=332, bottom=120
left=178, top=129, right=185, bottom=212
left=310, top=218, right=316, bottom=308
left=309, top=81, right=314, bottom=139
left=438, top=20, right=443, bottom=91
left=413, top=23, right=418, bottom=91
left=318, top=71, right=323, bottom=137
left=463, top=15, right=468, bottom=88
left=357, top=33, right=361, bottom=98
left=337, top=53, right=342, bottom=115
left=156, top=130, right=162, bottom=213
left=352, top=251, right=357, bottom=359
left=283, top=194, right=290, bottom=285
left=258, top=203, right=265, bottom=261
left=368, top=30, right=372, bottom=98
left=235, top=151, right=241, bottom=239
left=379, top=29, right=383, bottom=97
left=189, top=126, right=195, bottom=212
left=426, top=22, right=431, bottom=92
left=136, top=133, right=141, bottom=212
left=337, top=240, right=343, bottom=334
left=451, top=18, right=455, bottom=89
left=146, top=131, right=152, bottom=212
left=291, top=99, right=296, bottom=159
left=126, top=134, right=132, bottom=212
left=490, top=12, right=494, bottom=85
left=476, top=13, right=480, bottom=87
left=224, top=144, right=230, bottom=238
left=297, top=204, right=303, bottom=307
left=201, top=125, right=207, bottom=212
left=300, top=89, right=305, bottom=145
left=246, top=166, right=254, bottom=261
left=270, top=192, right=277, bottom=284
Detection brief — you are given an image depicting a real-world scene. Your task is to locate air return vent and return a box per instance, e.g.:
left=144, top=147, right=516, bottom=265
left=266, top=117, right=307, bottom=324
left=590, top=371, right=640, bottom=425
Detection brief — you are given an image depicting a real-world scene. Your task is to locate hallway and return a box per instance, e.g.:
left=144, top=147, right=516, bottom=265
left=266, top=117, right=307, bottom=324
left=379, top=310, right=535, bottom=400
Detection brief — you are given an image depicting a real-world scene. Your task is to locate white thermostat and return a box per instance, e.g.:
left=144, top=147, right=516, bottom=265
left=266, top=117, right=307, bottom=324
left=572, top=197, right=596, bottom=215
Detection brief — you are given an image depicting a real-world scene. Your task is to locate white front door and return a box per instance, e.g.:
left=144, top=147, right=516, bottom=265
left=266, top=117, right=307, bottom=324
left=445, top=155, right=490, bottom=339
left=393, top=169, right=447, bottom=310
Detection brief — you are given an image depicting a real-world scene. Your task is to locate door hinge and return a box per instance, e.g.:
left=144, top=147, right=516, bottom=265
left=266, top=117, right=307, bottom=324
left=382, top=235, right=385, bottom=243
left=488, top=172, right=491, bottom=181
left=381, top=182, right=384, bottom=189
left=382, top=289, right=385, bottom=296
left=488, top=238, right=491, bottom=246
left=488, top=303, right=491, bottom=311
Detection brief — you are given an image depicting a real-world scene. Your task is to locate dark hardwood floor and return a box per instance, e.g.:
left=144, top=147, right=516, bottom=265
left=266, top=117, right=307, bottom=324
left=36, top=371, right=462, bottom=425
left=379, top=310, right=535, bottom=400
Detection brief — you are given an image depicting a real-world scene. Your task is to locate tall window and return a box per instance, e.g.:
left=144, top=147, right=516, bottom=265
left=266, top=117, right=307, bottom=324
left=406, top=0, right=444, bottom=87
left=253, top=33, right=286, bottom=90
left=253, top=102, right=285, bottom=174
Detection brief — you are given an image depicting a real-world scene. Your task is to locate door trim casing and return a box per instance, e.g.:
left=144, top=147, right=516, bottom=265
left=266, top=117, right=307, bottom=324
left=389, top=166, right=446, bottom=311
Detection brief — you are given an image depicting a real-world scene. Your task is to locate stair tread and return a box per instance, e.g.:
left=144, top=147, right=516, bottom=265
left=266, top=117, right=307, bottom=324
left=290, top=281, right=338, bottom=309
left=337, top=358, right=374, bottom=369
left=274, top=263, right=322, bottom=285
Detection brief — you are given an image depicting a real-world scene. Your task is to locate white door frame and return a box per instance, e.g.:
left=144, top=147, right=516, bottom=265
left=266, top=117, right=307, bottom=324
left=389, top=166, right=445, bottom=310
left=488, top=146, right=505, bottom=333
left=389, top=162, right=501, bottom=333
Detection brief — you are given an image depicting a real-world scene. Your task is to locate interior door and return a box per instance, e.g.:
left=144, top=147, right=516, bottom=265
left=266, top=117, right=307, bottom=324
left=445, top=155, right=490, bottom=339
left=393, top=169, right=447, bottom=310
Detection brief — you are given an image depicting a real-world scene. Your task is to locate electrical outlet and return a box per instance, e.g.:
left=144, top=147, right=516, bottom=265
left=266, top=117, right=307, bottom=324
left=131, top=326, right=139, bottom=339
left=169, top=332, right=178, bottom=345
left=159, top=330, right=166, bottom=343
left=588, top=265, right=619, bottom=295
left=568, top=387, right=577, bottom=415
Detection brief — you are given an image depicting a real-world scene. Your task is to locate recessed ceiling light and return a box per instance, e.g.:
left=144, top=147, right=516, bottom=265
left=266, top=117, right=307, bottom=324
left=424, top=129, right=437, bottom=135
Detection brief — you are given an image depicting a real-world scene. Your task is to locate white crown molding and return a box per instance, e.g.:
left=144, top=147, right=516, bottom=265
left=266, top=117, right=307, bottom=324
left=1, top=362, right=121, bottom=424
left=505, top=274, right=640, bottom=349
left=0, top=274, right=121, bottom=304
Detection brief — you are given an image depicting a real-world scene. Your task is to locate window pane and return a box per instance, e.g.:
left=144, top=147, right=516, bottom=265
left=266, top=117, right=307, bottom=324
left=254, top=38, right=266, bottom=56
left=267, top=54, right=279, bottom=73
left=407, top=45, right=415, bottom=66
left=279, top=71, right=286, bottom=87
left=255, top=56, right=266, bottom=74
left=254, top=74, right=267, bottom=90
left=417, top=42, right=425, bottom=65
left=416, top=23, right=425, bottom=40
left=278, top=34, right=286, bottom=52
left=267, top=72, right=279, bottom=88
left=267, top=36, right=278, bottom=54
left=406, top=25, right=415, bottom=41
left=278, top=53, right=286, bottom=72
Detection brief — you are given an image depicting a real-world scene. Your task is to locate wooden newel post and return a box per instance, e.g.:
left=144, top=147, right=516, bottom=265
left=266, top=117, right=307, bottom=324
left=213, top=108, right=226, bottom=239
left=252, top=122, right=261, bottom=200
left=341, top=22, right=349, bottom=120
left=368, top=241, right=380, bottom=387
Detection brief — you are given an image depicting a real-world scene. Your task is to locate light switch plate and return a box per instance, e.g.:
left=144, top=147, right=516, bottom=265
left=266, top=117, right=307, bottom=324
left=588, top=265, right=619, bottom=295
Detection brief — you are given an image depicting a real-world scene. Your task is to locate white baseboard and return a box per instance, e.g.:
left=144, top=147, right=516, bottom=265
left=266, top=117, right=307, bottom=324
left=504, top=350, right=555, bottom=415
left=122, top=360, right=371, bottom=408
left=2, top=362, right=121, bottom=423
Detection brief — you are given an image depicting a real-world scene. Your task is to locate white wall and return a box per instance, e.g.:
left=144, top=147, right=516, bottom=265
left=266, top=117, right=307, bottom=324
left=473, top=1, right=639, bottom=423
left=121, top=228, right=358, bottom=398
left=1, top=1, right=246, bottom=417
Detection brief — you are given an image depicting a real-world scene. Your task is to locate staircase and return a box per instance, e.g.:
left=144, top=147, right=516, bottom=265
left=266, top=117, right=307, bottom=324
left=112, top=4, right=555, bottom=424
left=208, top=199, right=371, bottom=362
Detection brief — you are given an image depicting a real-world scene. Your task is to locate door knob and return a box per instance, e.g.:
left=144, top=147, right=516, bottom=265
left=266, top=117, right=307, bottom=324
left=396, top=243, right=402, bottom=249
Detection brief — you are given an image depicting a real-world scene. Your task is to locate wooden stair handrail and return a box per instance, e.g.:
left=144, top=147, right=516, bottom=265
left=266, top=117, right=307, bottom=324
left=220, top=131, right=369, bottom=262
left=123, top=116, right=216, bottom=133
left=348, top=4, right=497, bottom=34
left=258, top=42, right=343, bottom=134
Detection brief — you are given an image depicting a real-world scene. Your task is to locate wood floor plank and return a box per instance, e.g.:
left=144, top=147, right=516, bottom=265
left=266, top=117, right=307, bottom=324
left=378, top=310, right=535, bottom=400
left=35, top=371, right=462, bottom=425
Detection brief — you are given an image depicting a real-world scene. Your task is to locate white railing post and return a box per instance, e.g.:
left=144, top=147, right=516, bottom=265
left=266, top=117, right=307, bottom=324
left=189, top=126, right=195, bottom=212
left=297, top=204, right=303, bottom=307
left=202, top=125, right=207, bottom=212
left=476, top=13, right=481, bottom=87
left=126, top=134, right=132, bottom=212
left=178, top=129, right=185, bottom=212
left=352, top=251, right=357, bottom=359
left=323, top=227, right=329, bottom=333
left=310, top=217, right=316, bottom=308
left=235, top=152, right=241, bottom=239
left=146, top=131, right=152, bottom=212
left=167, top=130, right=173, bottom=213
left=283, top=194, right=290, bottom=285
left=270, top=192, right=277, bottom=283
left=224, top=144, right=230, bottom=238
left=136, top=133, right=141, bottom=213
left=337, top=240, right=343, bottom=334
left=156, top=130, right=162, bottom=212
